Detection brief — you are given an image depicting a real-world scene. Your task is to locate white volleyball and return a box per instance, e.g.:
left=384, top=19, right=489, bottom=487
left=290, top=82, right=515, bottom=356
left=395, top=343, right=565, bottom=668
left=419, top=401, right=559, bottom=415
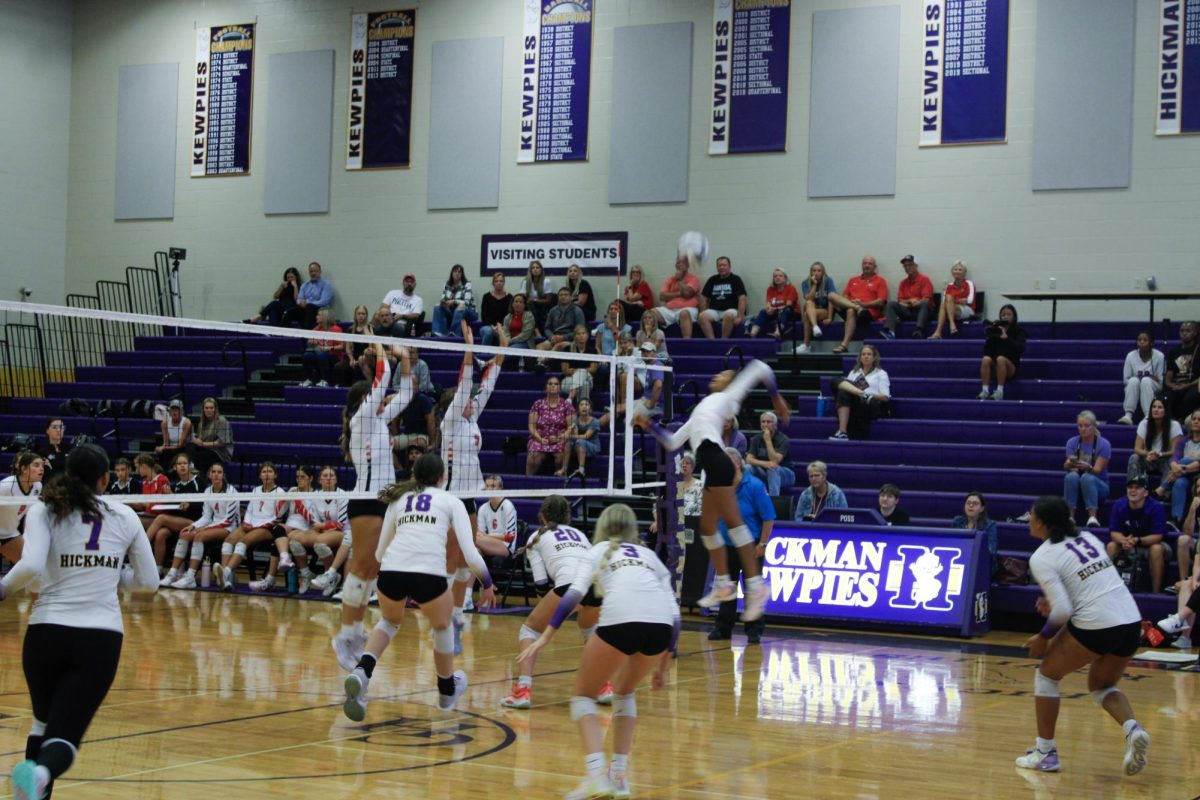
left=677, top=231, right=709, bottom=266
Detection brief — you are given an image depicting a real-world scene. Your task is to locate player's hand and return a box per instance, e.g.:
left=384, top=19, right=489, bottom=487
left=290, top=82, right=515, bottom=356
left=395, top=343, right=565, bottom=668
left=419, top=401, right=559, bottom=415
left=772, top=393, right=791, bottom=425
left=1034, top=596, right=1051, bottom=617
left=651, top=652, right=671, bottom=690
left=517, top=630, right=553, bottom=668
left=1023, top=634, right=1048, bottom=658
left=461, top=318, right=474, bottom=343
left=478, top=585, right=496, bottom=612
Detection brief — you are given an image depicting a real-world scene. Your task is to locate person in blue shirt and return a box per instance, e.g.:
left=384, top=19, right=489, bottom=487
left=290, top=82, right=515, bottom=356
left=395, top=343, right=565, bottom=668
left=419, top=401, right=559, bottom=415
left=1063, top=410, right=1112, bottom=528
left=793, top=461, right=848, bottom=521
left=710, top=448, right=775, bottom=644
left=1105, top=474, right=1169, bottom=592
left=284, top=261, right=334, bottom=329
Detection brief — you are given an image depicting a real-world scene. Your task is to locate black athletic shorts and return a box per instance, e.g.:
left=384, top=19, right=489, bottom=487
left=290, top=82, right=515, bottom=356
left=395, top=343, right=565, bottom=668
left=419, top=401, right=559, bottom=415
left=377, top=571, right=449, bottom=605
left=348, top=499, right=388, bottom=520
left=695, top=440, right=736, bottom=488
left=1067, top=620, right=1141, bottom=658
left=461, top=497, right=478, bottom=515
left=596, top=621, right=673, bottom=656
left=554, top=583, right=602, bottom=607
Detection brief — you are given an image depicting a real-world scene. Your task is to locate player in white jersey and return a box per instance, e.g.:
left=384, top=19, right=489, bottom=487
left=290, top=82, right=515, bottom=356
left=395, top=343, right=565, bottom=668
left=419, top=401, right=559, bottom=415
left=334, top=346, right=414, bottom=670
left=162, top=463, right=241, bottom=589
left=284, top=465, right=341, bottom=594
left=0, top=451, right=44, bottom=564
left=0, top=444, right=158, bottom=800
left=340, top=453, right=495, bottom=721
left=635, top=359, right=788, bottom=621
left=519, top=503, right=679, bottom=800
left=213, top=463, right=288, bottom=592
left=500, top=496, right=612, bottom=709
left=1015, top=496, right=1149, bottom=777
left=474, top=475, right=519, bottom=558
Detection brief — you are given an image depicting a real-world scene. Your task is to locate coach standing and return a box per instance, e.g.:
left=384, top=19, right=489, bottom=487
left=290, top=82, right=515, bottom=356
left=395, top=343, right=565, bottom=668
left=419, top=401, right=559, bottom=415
left=709, top=448, right=776, bottom=645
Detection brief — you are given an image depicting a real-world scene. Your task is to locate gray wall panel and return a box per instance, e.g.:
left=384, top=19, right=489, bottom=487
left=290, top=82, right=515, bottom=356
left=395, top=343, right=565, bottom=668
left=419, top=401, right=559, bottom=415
left=115, top=63, right=178, bottom=220
left=1032, top=0, right=1134, bottom=191
left=609, top=22, right=692, bottom=205
left=428, top=37, right=503, bottom=210
left=808, top=6, right=900, bottom=198
left=264, top=50, right=334, bottom=215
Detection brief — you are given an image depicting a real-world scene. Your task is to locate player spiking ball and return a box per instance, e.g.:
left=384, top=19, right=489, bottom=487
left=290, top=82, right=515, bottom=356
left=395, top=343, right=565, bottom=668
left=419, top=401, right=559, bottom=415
left=633, top=359, right=788, bottom=620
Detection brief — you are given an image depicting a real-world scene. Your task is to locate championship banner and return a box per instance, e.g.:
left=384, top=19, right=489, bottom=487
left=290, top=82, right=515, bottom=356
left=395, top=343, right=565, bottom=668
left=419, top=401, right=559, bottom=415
left=518, top=0, right=594, bottom=163
left=919, top=0, right=1009, bottom=146
left=192, top=23, right=255, bottom=176
left=480, top=232, right=627, bottom=276
left=709, top=0, right=791, bottom=155
left=1156, top=0, right=1200, bottom=135
left=347, top=10, right=416, bottom=169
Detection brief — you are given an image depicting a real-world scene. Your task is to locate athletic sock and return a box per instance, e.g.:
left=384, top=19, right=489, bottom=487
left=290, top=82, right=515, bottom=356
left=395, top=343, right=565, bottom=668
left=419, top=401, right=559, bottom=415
left=351, top=620, right=365, bottom=636
left=453, top=607, right=465, bottom=625
left=992, top=386, right=1004, bottom=399
left=746, top=575, right=764, bottom=591
left=1035, top=736, right=1056, bottom=753
left=981, top=383, right=989, bottom=393
left=517, top=675, right=533, bottom=688
left=437, top=674, right=456, bottom=696
left=611, top=753, right=629, bottom=776
left=715, top=574, right=731, bottom=587
left=1122, top=719, right=1138, bottom=736
left=340, top=623, right=356, bottom=636
left=585, top=752, right=607, bottom=776
left=357, top=653, right=377, bottom=679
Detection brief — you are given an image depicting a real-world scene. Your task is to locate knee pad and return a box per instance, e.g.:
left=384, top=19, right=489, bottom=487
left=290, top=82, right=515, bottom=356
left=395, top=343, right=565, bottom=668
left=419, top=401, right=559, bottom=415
left=1092, top=686, right=1119, bottom=707
left=42, top=738, right=77, bottom=770
left=189, top=541, right=205, bottom=561
left=174, top=539, right=189, bottom=559
left=612, top=693, right=637, bottom=718
left=701, top=533, right=724, bottom=552
left=726, top=524, right=753, bottom=548
left=432, top=625, right=455, bottom=655
left=1034, top=670, right=1060, bottom=698
left=580, top=624, right=597, bottom=642
left=374, top=618, right=400, bottom=643
left=233, top=542, right=247, bottom=558
left=29, top=717, right=46, bottom=737
left=314, top=543, right=333, bottom=559
left=288, top=539, right=307, bottom=557
left=519, top=624, right=541, bottom=643
left=454, top=567, right=473, bottom=583
left=342, top=574, right=370, bottom=607
left=570, top=695, right=598, bottom=722
left=270, top=524, right=288, bottom=540
left=221, top=542, right=233, bottom=557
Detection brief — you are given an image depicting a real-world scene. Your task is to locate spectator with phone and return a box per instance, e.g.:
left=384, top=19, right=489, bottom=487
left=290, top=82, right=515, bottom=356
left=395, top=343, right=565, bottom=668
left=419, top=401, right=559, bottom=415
left=978, top=303, right=1027, bottom=400
left=1063, top=410, right=1112, bottom=528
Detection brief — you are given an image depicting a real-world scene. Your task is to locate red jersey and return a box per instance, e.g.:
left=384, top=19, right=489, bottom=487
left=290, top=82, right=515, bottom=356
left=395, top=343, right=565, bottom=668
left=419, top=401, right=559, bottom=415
left=843, top=274, right=889, bottom=320
left=944, top=279, right=976, bottom=311
left=896, top=273, right=934, bottom=306
left=765, top=284, right=800, bottom=312
left=623, top=280, right=654, bottom=312
left=140, top=472, right=171, bottom=514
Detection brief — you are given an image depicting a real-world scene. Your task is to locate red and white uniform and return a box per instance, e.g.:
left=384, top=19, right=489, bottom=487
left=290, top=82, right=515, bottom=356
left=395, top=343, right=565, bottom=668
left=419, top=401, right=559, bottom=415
left=350, top=356, right=412, bottom=494
left=0, top=476, right=41, bottom=541
left=242, top=486, right=286, bottom=528
left=192, top=485, right=241, bottom=532
left=441, top=361, right=500, bottom=494
left=283, top=490, right=314, bottom=530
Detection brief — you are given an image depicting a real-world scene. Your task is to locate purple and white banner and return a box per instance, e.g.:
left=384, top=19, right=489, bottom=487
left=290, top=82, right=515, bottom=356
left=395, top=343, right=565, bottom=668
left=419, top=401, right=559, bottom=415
left=710, top=0, right=791, bottom=155
left=919, top=0, right=1009, bottom=146
left=1156, top=0, right=1200, bottom=135
left=480, top=231, right=626, bottom=276
left=347, top=10, right=416, bottom=169
left=519, top=0, right=594, bottom=163
left=192, top=23, right=255, bottom=176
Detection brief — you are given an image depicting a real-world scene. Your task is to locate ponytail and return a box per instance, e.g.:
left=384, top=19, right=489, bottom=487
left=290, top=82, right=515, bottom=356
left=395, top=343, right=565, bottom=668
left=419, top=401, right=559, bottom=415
left=589, top=503, right=638, bottom=597
left=378, top=452, right=444, bottom=505
left=517, top=495, right=571, bottom=557
left=41, top=443, right=109, bottom=523
left=341, top=381, right=371, bottom=462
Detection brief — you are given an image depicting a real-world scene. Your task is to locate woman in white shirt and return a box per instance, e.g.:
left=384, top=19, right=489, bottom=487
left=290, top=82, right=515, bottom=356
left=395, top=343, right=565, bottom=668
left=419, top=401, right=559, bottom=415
left=1016, top=495, right=1149, bottom=777
left=829, top=344, right=890, bottom=441
left=0, top=451, right=44, bottom=563
left=162, top=463, right=240, bottom=589
left=1126, top=397, right=1182, bottom=486
left=1118, top=332, right=1166, bottom=425
left=216, top=462, right=287, bottom=592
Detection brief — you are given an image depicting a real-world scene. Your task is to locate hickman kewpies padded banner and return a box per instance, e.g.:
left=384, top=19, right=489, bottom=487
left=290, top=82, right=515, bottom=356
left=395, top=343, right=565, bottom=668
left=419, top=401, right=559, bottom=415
left=519, top=0, right=595, bottom=162
left=347, top=10, right=416, bottom=168
left=192, top=23, right=255, bottom=176
left=1156, top=0, right=1200, bottom=135
left=710, top=0, right=791, bottom=155
left=919, top=0, right=1009, bottom=146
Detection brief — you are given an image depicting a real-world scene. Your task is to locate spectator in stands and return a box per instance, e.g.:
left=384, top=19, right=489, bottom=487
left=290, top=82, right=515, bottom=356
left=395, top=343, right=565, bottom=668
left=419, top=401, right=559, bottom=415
left=394, top=345, right=437, bottom=449
left=145, top=452, right=206, bottom=569
left=721, top=417, right=748, bottom=459
left=131, top=453, right=171, bottom=530
left=746, top=410, right=795, bottom=496
left=798, top=261, right=837, bottom=353
left=155, top=400, right=193, bottom=468
left=654, top=253, right=701, bottom=338
left=679, top=451, right=704, bottom=519
left=475, top=475, right=519, bottom=558
left=106, top=457, right=140, bottom=495
left=1118, top=331, right=1165, bottom=425
left=1176, top=493, right=1200, bottom=582
left=564, top=264, right=596, bottom=323
left=567, top=398, right=601, bottom=478
left=1105, top=474, right=1170, bottom=593
left=39, top=417, right=72, bottom=475
left=371, top=304, right=397, bottom=338
left=394, top=441, right=425, bottom=482
left=333, top=304, right=372, bottom=387
left=978, top=303, right=1026, bottom=400
left=500, top=293, right=536, bottom=352
left=930, top=260, right=977, bottom=339
left=1168, top=411, right=1200, bottom=526
left=520, top=260, right=554, bottom=333
left=1158, top=502, right=1198, bottom=645
left=709, top=448, right=773, bottom=645
left=619, top=264, right=655, bottom=324
left=636, top=310, right=668, bottom=356
left=284, top=261, right=333, bottom=330
left=1128, top=397, right=1181, bottom=488
left=632, top=342, right=667, bottom=418
left=698, top=256, right=747, bottom=339
left=300, top=308, right=344, bottom=388
left=192, top=396, right=234, bottom=472
left=830, top=255, right=888, bottom=353
left=382, top=273, right=425, bottom=337
left=1063, top=409, right=1112, bottom=528
left=829, top=344, right=890, bottom=441
left=594, top=300, right=629, bottom=356
left=479, top=272, right=512, bottom=347
left=1165, top=320, right=1200, bottom=421
left=794, top=461, right=848, bottom=521
left=526, top=376, right=574, bottom=476
left=877, top=483, right=910, bottom=525
left=560, top=325, right=598, bottom=403
left=882, top=255, right=934, bottom=340
left=538, top=287, right=584, bottom=353
left=951, top=491, right=998, bottom=576
left=431, top=263, right=476, bottom=336
left=607, top=333, right=637, bottom=421
left=249, top=266, right=301, bottom=326
left=749, top=267, right=799, bottom=341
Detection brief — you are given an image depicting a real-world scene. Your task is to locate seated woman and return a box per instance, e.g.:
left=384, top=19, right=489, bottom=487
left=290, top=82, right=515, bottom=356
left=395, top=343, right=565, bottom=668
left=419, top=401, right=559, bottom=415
left=593, top=301, right=629, bottom=357
left=155, top=399, right=193, bottom=470
left=1118, top=331, right=1165, bottom=425
left=952, top=491, right=999, bottom=577
left=749, top=267, right=800, bottom=341
left=721, top=417, right=747, bottom=459
left=527, top=376, right=575, bottom=476
left=475, top=475, right=520, bottom=559
left=567, top=397, right=601, bottom=478
left=500, top=293, right=537, bottom=354
left=1064, top=410, right=1112, bottom=528
left=301, top=308, right=345, bottom=388
left=565, top=264, right=596, bottom=323
left=829, top=344, right=890, bottom=441
left=978, top=303, right=1026, bottom=400
left=1167, top=411, right=1200, bottom=527
left=191, top=396, right=234, bottom=473
left=930, top=260, right=977, bottom=339
left=145, top=452, right=206, bottom=570
left=619, top=264, right=655, bottom=325
left=215, top=462, right=287, bottom=592
left=161, top=463, right=240, bottom=588
left=479, top=272, right=512, bottom=347
left=560, top=324, right=599, bottom=404
left=132, top=453, right=171, bottom=531
left=333, top=304, right=372, bottom=387
left=1127, top=397, right=1182, bottom=488
left=250, top=266, right=301, bottom=326
left=798, top=262, right=836, bottom=352
left=272, top=465, right=318, bottom=594
left=519, top=260, right=554, bottom=334
left=432, top=263, right=477, bottom=336
left=636, top=309, right=668, bottom=357
left=304, top=466, right=351, bottom=596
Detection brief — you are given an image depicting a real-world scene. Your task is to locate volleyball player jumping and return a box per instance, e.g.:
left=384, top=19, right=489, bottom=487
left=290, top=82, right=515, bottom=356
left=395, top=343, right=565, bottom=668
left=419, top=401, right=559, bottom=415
left=0, top=452, right=44, bottom=566
left=634, top=359, right=788, bottom=620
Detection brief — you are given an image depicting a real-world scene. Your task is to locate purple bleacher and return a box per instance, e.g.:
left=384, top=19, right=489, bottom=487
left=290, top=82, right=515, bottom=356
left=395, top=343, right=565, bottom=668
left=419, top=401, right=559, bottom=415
left=43, top=381, right=221, bottom=401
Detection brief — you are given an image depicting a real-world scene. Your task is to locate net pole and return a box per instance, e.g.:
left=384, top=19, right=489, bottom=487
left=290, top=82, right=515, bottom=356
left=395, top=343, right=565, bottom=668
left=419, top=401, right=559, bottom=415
left=623, top=353, right=634, bottom=491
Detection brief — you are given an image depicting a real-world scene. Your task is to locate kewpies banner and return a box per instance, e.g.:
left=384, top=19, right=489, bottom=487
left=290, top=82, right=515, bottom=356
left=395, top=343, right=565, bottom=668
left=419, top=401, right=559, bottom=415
left=919, top=0, right=1009, bottom=146
left=710, top=0, right=791, bottom=155
left=519, top=0, right=594, bottom=162
left=1156, top=0, right=1200, bottom=135
left=192, top=23, right=255, bottom=176
left=347, top=10, right=416, bottom=169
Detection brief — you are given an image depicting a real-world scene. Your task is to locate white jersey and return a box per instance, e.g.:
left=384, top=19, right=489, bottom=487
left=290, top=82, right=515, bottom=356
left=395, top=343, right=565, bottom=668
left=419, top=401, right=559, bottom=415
left=477, top=498, right=518, bottom=543
left=657, top=360, right=773, bottom=452
left=527, top=524, right=593, bottom=588
left=565, top=541, right=678, bottom=627
left=283, top=490, right=314, bottom=530
left=350, top=355, right=412, bottom=493
left=193, top=485, right=241, bottom=532
left=1029, top=531, right=1141, bottom=631
left=376, top=486, right=490, bottom=586
left=306, top=489, right=349, bottom=530
left=243, top=485, right=287, bottom=528
left=441, top=361, right=500, bottom=493
left=0, top=475, right=41, bottom=539
left=1, top=499, right=158, bottom=633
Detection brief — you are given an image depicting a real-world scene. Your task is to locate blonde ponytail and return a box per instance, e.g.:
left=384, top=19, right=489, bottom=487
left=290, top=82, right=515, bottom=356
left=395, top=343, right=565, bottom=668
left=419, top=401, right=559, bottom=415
left=589, top=503, right=638, bottom=597
left=516, top=495, right=571, bottom=557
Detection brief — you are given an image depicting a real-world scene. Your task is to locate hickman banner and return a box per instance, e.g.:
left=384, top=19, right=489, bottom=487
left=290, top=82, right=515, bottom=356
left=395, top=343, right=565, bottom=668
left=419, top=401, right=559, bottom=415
left=710, top=0, right=791, bottom=155
left=347, top=10, right=416, bottom=168
left=518, top=0, right=594, bottom=163
left=1157, top=0, right=1200, bottom=135
left=919, top=0, right=1009, bottom=146
left=192, top=23, right=255, bottom=176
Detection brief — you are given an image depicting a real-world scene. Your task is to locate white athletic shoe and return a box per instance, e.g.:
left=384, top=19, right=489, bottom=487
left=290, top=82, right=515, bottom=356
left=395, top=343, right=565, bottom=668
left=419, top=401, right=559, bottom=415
left=248, top=577, right=273, bottom=593
left=212, top=564, right=226, bottom=589
left=322, top=572, right=342, bottom=598
left=332, top=630, right=361, bottom=672
left=1014, top=746, right=1060, bottom=772
left=343, top=667, right=370, bottom=722
left=437, top=670, right=468, bottom=711
left=170, top=572, right=197, bottom=589
left=1158, top=613, right=1188, bottom=635
left=1171, top=635, right=1192, bottom=649
left=278, top=553, right=294, bottom=572
left=977, top=388, right=991, bottom=400
left=697, top=582, right=736, bottom=609
left=1085, top=516, right=1101, bottom=528
left=811, top=324, right=823, bottom=339
left=298, top=569, right=313, bottom=594
left=299, top=379, right=313, bottom=387
left=1117, top=414, right=1134, bottom=425
left=797, top=344, right=810, bottom=353
left=311, top=570, right=333, bottom=589
left=159, top=571, right=178, bottom=587
left=1123, top=725, right=1150, bottom=776
left=609, top=771, right=631, bottom=800
left=741, top=580, right=768, bottom=622
left=565, top=773, right=613, bottom=800
left=225, top=567, right=238, bottom=591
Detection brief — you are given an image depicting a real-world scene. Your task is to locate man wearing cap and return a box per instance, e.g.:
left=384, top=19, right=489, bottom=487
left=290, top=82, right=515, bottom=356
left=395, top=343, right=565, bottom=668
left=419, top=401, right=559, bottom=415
left=882, top=255, right=934, bottom=339
left=1106, top=474, right=1170, bottom=593
left=383, top=274, right=425, bottom=337
left=832, top=255, right=888, bottom=353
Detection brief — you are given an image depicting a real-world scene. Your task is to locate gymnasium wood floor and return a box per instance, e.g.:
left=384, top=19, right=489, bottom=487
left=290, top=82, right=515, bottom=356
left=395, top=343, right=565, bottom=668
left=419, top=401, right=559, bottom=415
left=0, top=591, right=1196, bottom=799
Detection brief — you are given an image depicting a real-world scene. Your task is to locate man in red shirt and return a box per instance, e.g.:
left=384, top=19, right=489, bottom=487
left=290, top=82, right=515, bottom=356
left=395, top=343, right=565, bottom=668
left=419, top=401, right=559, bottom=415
left=832, top=255, right=888, bottom=353
left=882, top=255, right=934, bottom=339
left=654, top=254, right=701, bottom=338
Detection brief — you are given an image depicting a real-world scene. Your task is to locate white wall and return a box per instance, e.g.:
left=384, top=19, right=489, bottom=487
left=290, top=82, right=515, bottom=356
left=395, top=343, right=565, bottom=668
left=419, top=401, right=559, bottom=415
left=62, top=0, right=1200, bottom=324
left=0, top=0, right=72, bottom=305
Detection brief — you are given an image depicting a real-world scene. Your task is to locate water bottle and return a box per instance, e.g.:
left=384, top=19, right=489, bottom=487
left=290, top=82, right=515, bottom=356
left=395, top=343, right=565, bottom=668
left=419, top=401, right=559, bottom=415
left=815, top=394, right=827, bottom=418
left=200, top=561, right=211, bottom=588
left=286, top=569, right=298, bottom=594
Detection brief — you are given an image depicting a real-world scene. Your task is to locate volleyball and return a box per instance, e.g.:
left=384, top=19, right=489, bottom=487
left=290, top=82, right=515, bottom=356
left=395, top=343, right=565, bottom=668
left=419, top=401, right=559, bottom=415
left=678, top=231, right=709, bottom=267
